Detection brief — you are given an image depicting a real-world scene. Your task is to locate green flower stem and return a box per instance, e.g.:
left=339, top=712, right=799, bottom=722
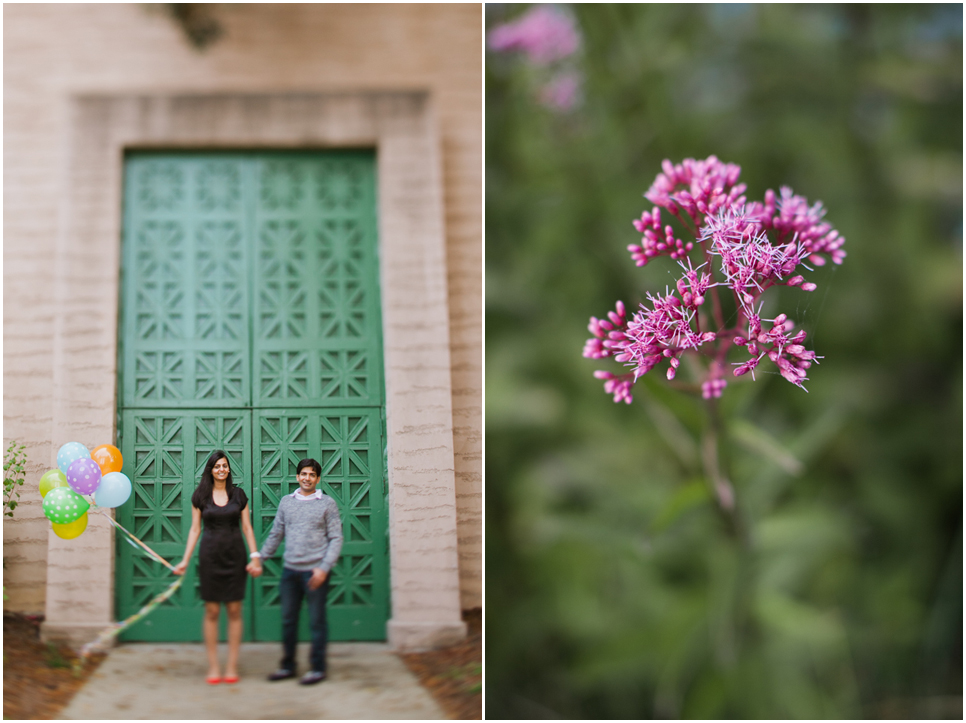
left=702, top=399, right=758, bottom=668
left=701, top=400, right=747, bottom=547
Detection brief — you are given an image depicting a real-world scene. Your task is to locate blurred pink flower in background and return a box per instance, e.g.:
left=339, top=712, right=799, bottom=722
left=538, top=70, right=581, bottom=111
left=487, top=5, right=580, bottom=65
left=488, top=5, right=584, bottom=113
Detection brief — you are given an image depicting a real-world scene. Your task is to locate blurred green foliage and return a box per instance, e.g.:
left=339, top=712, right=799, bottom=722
left=486, top=4, right=962, bottom=719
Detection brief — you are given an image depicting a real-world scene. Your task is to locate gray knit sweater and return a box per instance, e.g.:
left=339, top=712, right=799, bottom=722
left=258, top=493, right=344, bottom=572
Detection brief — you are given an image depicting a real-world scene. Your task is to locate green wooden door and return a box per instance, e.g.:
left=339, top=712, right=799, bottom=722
left=116, top=152, right=388, bottom=642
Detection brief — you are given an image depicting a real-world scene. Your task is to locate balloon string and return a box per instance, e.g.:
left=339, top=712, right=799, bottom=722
left=75, top=575, right=184, bottom=671
left=91, top=507, right=176, bottom=572
left=75, top=504, right=182, bottom=669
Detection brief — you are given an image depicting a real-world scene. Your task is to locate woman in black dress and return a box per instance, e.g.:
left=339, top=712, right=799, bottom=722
left=173, top=450, right=259, bottom=684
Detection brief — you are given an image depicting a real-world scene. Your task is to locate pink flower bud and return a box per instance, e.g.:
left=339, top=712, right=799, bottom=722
left=801, top=282, right=817, bottom=292
left=733, top=357, right=760, bottom=377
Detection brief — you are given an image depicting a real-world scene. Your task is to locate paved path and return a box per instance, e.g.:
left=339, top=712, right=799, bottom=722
left=60, top=642, right=446, bottom=720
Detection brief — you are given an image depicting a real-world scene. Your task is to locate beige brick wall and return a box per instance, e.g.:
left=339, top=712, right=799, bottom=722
left=3, top=3, right=481, bottom=613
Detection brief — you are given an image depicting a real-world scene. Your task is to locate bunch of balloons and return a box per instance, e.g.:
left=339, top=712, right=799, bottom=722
left=40, top=442, right=132, bottom=540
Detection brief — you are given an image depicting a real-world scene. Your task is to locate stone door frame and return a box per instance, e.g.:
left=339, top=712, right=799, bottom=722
left=44, top=92, right=465, bottom=651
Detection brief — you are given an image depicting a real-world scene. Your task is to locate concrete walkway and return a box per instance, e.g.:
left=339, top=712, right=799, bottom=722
left=60, top=642, right=446, bottom=720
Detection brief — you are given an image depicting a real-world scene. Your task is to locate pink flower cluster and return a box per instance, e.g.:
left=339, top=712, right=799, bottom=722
left=487, top=6, right=583, bottom=112
left=487, top=6, right=581, bottom=65
left=584, top=156, right=845, bottom=403
left=732, top=312, right=820, bottom=387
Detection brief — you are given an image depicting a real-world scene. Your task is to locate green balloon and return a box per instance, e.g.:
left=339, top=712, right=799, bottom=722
left=42, top=487, right=90, bottom=526
left=39, top=469, right=69, bottom=498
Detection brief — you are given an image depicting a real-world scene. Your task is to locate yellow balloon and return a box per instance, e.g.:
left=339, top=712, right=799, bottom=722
left=51, top=513, right=88, bottom=540
left=39, top=469, right=69, bottom=498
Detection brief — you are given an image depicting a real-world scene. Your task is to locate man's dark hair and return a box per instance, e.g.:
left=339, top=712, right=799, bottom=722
left=297, top=458, right=322, bottom=476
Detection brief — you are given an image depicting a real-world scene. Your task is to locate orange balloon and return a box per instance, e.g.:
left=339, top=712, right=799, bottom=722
left=90, top=444, right=123, bottom=475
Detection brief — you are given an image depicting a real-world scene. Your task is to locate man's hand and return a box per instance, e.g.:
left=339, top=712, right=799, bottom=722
left=246, top=560, right=263, bottom=578
left=308, top=568, right=327, bottom=590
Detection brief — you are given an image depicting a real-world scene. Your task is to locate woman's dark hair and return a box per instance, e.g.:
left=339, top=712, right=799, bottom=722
left=191, top=450, right=235, bottom=509
left=297, top=458, right=322, bottom=476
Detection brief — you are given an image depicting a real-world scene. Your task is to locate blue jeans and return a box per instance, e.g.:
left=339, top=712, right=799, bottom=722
left=279, top=567, right=330, bottom=673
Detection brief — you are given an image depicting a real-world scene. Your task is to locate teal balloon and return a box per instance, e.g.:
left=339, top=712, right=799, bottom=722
left=42, top=487, right=90, bottom=525
left=57, top=442, right=90, bottom=474
left=94, top=472, right=132, bottom=509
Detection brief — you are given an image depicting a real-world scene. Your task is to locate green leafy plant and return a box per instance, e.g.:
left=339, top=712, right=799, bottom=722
left=44, top=642, right=71, bottom=669
left=442, top=662, right=483, bottom=694
left=4, top=440, right=27, bottom=518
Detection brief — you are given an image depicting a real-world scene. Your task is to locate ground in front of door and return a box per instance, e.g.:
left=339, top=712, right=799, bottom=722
left=3, top=611, right=480, bottom=720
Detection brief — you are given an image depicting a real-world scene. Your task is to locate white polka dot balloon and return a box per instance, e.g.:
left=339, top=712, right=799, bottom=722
left=42, top=486, right=90, bottom=525
left=57, top=442, right=91, bottom=475
left=66, top=457, right=102, bottom=496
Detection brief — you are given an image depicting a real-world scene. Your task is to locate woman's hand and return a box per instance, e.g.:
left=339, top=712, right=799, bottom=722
left=246, top=559, right=263, bottom=578
left=172, top=560, right=188, bottom=576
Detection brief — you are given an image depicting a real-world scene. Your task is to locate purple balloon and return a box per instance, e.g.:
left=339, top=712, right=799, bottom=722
left=67, top=457, right=102, bottom=496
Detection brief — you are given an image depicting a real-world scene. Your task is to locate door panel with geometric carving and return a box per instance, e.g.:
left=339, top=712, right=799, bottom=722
left=253, top=155, right=383, bottom=408
left=251, top=408, right=387, bottom=641
left=116, top=151, right=387, bottom=642
left=120, top=155, right=252, bottom=409
left=115, top=409, right=253, bottom=641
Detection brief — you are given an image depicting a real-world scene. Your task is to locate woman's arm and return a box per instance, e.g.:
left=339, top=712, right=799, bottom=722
left=172, top=506, right=202, bottom=575
left=241, top=503, right=264, bottom=576
left=247, top=499, right=289, bottom=577
left=240, top=504, right=259, bottom=556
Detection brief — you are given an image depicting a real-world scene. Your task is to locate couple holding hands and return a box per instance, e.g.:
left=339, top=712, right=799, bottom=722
left=172, top=450, right=343, bottom=686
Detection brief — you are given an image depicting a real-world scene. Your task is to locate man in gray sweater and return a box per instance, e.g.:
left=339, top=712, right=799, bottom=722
left=247, top=458, right=343, bottom=685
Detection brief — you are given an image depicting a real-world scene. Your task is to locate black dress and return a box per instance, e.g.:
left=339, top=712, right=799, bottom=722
left=197, top=487, right=249, bottom=602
